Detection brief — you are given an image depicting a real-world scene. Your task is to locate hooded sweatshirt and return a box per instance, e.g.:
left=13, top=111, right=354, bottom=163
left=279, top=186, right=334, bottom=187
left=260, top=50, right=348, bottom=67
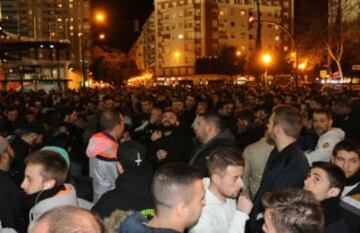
left=307, top=127, right=345, bottom=164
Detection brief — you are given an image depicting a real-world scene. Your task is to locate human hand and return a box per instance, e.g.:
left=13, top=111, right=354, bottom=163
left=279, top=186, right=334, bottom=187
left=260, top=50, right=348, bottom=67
left=156, top=149, right=168, bottom=160
left=237, top=195, right=253, bottom=215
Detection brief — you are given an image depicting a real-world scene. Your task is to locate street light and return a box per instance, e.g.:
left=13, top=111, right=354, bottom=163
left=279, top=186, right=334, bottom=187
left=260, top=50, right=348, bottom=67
left=94, top=11, right=106, bottom=24
left=98, top=33, right=106, bottom=40
left=249, top=19, right=299, bottom=89
left=261, top=53, right=272, bottom=90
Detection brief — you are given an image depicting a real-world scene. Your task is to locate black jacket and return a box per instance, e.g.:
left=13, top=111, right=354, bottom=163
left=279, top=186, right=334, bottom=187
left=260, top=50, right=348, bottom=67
left=0, top=170, right=25, bottom=232
left=149, top=125, right=194, bottom=169
left=340, top=171, right=360, bottom=233
left=189, top=130, right=236, bottom=177
left=248, top=142, right=310, bottom=233
left=92, top=164, right=153, bottom=219
left=9, top=136, right=32, bottom=185
left=322, top=197, right=350, bottom=233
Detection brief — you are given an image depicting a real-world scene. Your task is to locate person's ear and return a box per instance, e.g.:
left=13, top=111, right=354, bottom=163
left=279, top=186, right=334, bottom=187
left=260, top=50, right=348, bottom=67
left=211, top=171, right=222, bottom=186
left=327, top=187, right=340, bottom=198
left=43, top=179, right=56, bottom=190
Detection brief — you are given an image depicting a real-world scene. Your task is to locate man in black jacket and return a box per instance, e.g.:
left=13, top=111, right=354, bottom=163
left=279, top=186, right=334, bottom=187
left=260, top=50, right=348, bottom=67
left=304, top=162, right=350, bottom=233
left=149, top=111, right=193, bottom=169
left=92, top=140, right=153, bottom=218
left=190, top=112, right=236, bottom=177
left=0, top=135, right=24, bottom=232
left=248, top=105, right=310, bottom=233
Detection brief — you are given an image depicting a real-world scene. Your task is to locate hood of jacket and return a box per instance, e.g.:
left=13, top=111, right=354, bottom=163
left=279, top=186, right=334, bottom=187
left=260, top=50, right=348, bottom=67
left=29, top=184, right=78, bottom=223
left=323, top=127, right=345, bottom=140
left=114, top=164, right=153, bottom=201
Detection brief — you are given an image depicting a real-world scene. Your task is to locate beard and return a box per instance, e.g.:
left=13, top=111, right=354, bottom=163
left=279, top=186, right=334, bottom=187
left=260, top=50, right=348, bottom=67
left=265, top=130, right=276, bottom=145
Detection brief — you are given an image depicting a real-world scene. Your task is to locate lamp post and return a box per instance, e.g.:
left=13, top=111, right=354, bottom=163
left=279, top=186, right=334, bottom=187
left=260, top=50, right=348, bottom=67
left=249, top=19, right=298, bottom=89
left=262, top=53, right=272, bottom=90
left=80, top=11, right=107, bottom=87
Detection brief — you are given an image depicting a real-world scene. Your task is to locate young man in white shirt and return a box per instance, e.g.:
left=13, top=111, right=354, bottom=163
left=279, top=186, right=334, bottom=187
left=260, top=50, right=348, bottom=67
left=190, top=147, right=253, bottom=233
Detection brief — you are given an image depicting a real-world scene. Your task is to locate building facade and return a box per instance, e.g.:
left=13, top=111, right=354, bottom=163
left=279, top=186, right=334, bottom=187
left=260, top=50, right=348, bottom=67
left=130, top=0, right=294, bottom=77
left=0, top=0, right=90, bottom=69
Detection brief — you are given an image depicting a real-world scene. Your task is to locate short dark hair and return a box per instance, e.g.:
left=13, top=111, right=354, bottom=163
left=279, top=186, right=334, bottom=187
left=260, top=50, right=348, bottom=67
left=152, top=163, right=202, bottom=213
left=25, top=150, right=68, bottom=186
left=272, top=105, right=302, bottom=139
left=262, top=189, right=323, bottom=233
left=235, top=110, right=255, bottom=124
left=30, top=206, right=106, bottom=233
left=99, top=111, right=122, bottom=131
left=311, top=161, right=346, bottom=193
left=312, top=109, right=333, bottom=119
left=199, top=112, right=225, bottom=132
left=333, top=139, right=360, bottom=159
left=207, top=147, right=244, bottom=175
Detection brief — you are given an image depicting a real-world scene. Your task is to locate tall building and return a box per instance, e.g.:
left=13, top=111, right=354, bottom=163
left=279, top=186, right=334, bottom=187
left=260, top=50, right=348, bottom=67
left=130, top=0, right=295, bottom=77
left=0, top=0, right=90, bottom=68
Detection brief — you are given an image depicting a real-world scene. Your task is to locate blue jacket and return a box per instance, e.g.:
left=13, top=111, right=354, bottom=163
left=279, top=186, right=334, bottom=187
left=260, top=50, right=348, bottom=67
left=119, top=212, right=179, bottom=233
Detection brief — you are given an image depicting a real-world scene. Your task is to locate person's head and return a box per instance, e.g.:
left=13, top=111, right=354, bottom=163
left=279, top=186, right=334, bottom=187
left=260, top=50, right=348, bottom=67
left=218, top=101, right=234, bottom=117
left=207, top=147, right=244, bottom=199
left=304, top=162, right=346, bottom=201
left=332, top=140, right=360, bottom=178
left=21, top=150, right=69, bottom=195
left=236, top=110, right=256, bottom=130
left=185, top=94, right=197, bottom=110
left=266, top=105, right=302, bottom=144
left=152, top=163, right=205, bottom=229
left=196, top=101, right=208, bottom=115
left=141, top=97, right=154, bottom=114
left=171, top=99, right=185, bottom=115
left=333, top=99, right=351, bottom=116
left=99, top=111, right=124, bottom=139
left=161, top=111, right=179, bottom=127
left=149, top=107, right=163, bottom=125
left=29, top=206, right=106, bottom=233
left=0, top=135, right=15, bottom=172
left=102, top=95, right=115, bottom=111
left=262, top=189, right=323, bottom=233
left=194, top=112, right=224, bottom=143
left=6, top=106, right=18, bottom=122
left=312, top=109, right=333, bottom=136
left=117, top=141, right=147, bottom=174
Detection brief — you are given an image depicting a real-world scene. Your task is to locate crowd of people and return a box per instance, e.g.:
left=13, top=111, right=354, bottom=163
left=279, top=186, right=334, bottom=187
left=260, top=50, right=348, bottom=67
left=0, top=84, right=359, bottom=233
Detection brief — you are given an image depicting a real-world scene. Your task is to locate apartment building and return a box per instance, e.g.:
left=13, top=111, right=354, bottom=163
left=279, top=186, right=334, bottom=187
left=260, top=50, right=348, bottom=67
left=130, top=0, right=294, bottom=77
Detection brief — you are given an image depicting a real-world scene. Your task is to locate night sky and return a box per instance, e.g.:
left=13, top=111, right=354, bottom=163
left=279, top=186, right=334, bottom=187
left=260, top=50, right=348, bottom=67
left=91, top=0, right=154, bottom=51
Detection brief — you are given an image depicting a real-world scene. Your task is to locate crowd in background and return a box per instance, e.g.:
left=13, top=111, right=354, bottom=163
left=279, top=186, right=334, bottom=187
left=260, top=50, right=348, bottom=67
left=0, top=83, right=359, bottom=233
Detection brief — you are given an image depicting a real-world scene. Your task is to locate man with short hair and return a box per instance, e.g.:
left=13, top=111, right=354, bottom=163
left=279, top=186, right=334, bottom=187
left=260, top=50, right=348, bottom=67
left=190, top=112, right=236, bottom=176
left=119, top=163, right=205, bottom=233
left=190, top=147, right=253, bottom=233
left=331, top=140, right=360, bottom=233
left=304, top=162, right=350, bottom=233
left=262, top=189, right=324, bottom=233
left=29, top=206, right=106, bottom=233
left=149, top=111, right=193, bottom=168
left=21, top=150, right=80, bottom=226
left=248, top=105, right=310, bottom=233
left=86, top=110, right=124, bottom=203
left=332, top=140, right=360, bottom=197
left=306, top=109, right=345, bottom=164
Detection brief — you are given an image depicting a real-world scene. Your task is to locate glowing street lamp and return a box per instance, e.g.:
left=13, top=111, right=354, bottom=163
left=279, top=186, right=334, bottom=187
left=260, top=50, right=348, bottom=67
left=95, top=11, right=106, bottom=24
left=236, top=51, right=242, bottom=57
left=98, top=33, right=106, bottom=40
left=298, top=62, right=306, bottom=71
left=262, top=53, right=272, bottom=65
left=261, top=53, right=272, bottom=90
